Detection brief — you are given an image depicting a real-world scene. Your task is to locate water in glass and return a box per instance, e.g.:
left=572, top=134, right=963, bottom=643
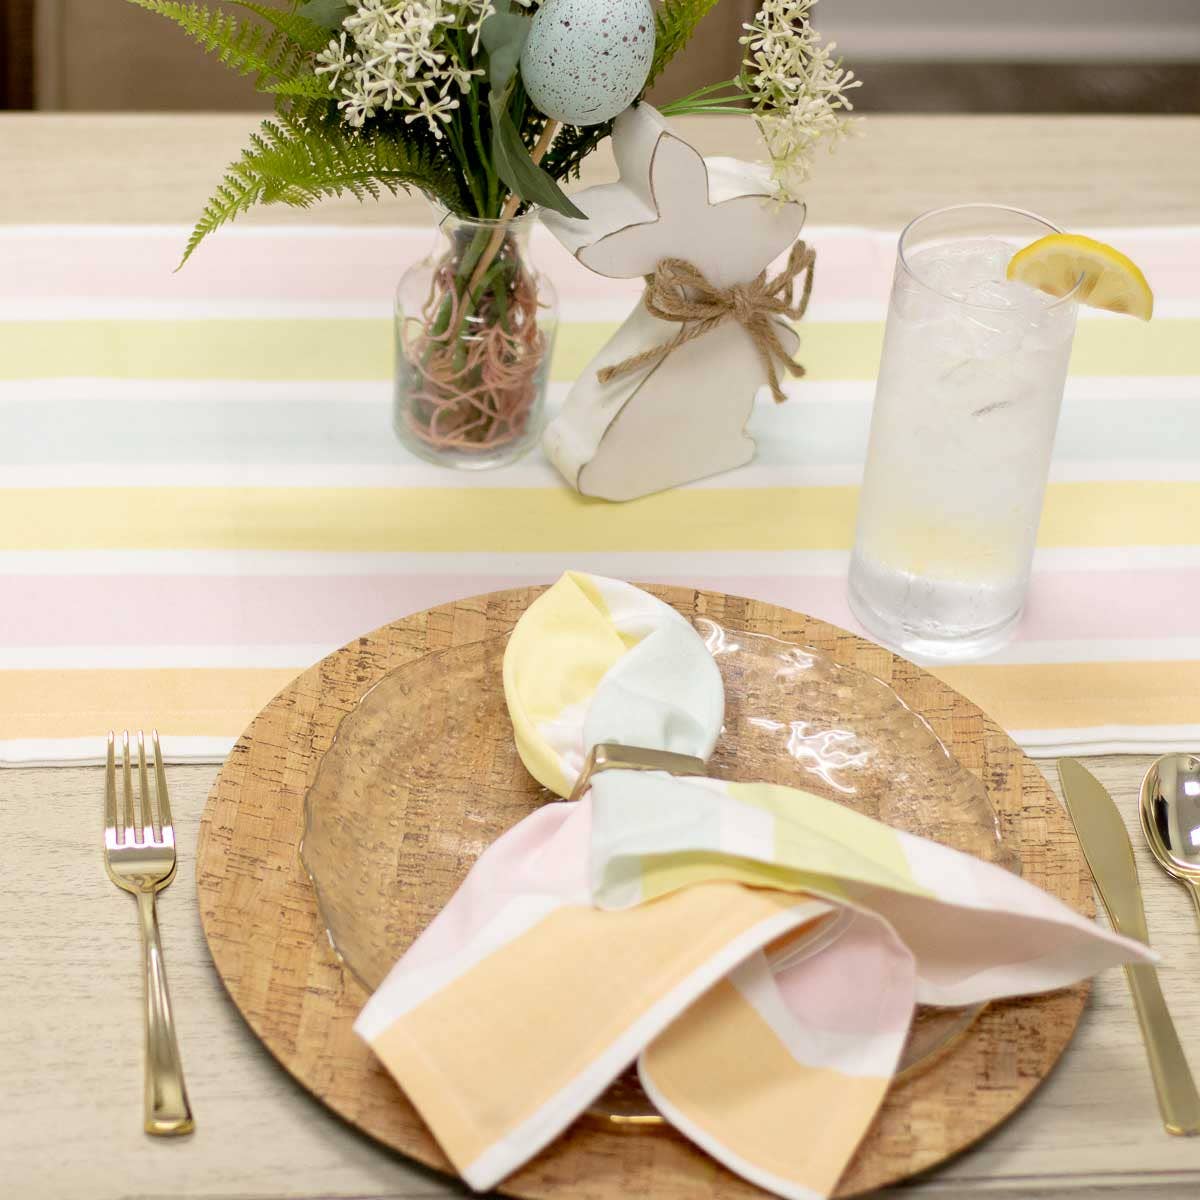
left=849, top=207, right=1079, bottom=660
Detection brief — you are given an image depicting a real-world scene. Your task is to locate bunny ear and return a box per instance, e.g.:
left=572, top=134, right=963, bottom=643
left=577, top=133, right=711, bottom=278
left=502, top=572, right=725, bottom=797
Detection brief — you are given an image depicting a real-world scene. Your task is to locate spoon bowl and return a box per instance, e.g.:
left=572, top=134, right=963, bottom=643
left=1140, top=753, right=1200, bottom=925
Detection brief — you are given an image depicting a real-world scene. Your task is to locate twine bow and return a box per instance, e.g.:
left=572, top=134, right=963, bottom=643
left=597, top=240, right=817, bottom=404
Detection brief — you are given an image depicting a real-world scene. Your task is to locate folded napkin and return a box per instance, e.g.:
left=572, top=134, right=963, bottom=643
left=356, top=572, right=1152, bottom=1199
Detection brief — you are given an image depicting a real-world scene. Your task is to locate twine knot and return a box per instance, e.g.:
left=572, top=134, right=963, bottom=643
left=597, top=240, right=816, bottom=404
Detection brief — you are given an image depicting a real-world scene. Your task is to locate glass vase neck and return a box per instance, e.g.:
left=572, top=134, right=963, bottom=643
left=429, top=205, right=536, bottom=247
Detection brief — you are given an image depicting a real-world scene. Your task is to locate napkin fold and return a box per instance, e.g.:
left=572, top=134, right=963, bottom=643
left=356, top=572, right=1152, bottom=1199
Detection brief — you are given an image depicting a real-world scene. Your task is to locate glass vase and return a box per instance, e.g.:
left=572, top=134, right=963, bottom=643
left=393, top=208, right=558, bottom=469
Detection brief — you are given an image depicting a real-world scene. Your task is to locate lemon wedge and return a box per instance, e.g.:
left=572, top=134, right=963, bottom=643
left=1006, top=233, right=1153, bottom=320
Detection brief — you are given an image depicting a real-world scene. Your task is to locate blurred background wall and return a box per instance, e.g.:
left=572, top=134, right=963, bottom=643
left=4, top=0, right=1200, bottom=112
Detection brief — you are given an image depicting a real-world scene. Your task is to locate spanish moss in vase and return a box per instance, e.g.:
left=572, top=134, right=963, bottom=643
left=395, top=210, right=557, bottom=468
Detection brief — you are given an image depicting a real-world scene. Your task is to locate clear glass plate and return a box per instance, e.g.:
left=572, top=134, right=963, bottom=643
left=301, top=621, right=1019, bottom=1125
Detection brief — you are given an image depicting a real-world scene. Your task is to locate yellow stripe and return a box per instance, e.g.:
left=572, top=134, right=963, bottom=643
left=0, top=667, right=295, bottom=738
left=0, top=485, right=858, bottom=550
left=932, top=660, right=1200, bottom=732
left=2, top=481, right=1197, bottom=551
left=0, top=316, right=1194, bottom=381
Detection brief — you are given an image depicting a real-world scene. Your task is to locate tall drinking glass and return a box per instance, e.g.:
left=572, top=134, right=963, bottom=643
left=848, top=204, right=1081, bottom=661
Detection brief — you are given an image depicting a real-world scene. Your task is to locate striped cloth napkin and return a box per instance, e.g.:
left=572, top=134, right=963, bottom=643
left=356, top=571, right=1152, bottom=1199
left=1, top=222, right=1198, bottom=764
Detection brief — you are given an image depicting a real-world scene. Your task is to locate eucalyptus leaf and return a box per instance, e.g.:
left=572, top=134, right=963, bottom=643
left=493, top=112, right=586, bottom=220
left=296, top=0, right=352, bottom=30
left=480, top=8, right=532, bottom=95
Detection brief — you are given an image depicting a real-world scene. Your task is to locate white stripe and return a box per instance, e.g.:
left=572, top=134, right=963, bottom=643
left=0, top=547, right=1195, bottom=578
left=0, top=373, right=1195, bottom=408
left=8, top=456, right=1200, bottom=490
left=0, top=296, right=643, bottom=324
left=460, top=899, right=832, bottom=1193
left=0, top=548, right=854, bottom=576
left=0, top=644, right=331, bottom=670
left=1032, top=546, right=1200, bottom=570
left=1048, top=461, right=1200, bottom=483
left=0, top=461, right=571, bottom=489
left=0, top=734, right=234, bottom=767
left=4, top=545, right=1200, bottom=577
left=1059, top=375, right=1200, bottom=404
left=1014, top=726, right=1200, bottom=758
left=6, top=294, right=1200, bottom=323
left=0, top=299, right=392, bottom=322
left=0, top=222, right=886, bottom=240
left=5, top=222, right=1200, bottom=244
left=0, top=378, right=390, bottom=405
left=15, top=223, right=1200, bottom=240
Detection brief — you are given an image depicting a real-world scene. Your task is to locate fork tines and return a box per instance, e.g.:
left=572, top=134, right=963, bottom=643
left=105, top=729, right=174, bottom=847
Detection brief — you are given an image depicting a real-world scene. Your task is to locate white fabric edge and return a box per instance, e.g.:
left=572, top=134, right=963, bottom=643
left=459, top=899, right=833, bottom=1193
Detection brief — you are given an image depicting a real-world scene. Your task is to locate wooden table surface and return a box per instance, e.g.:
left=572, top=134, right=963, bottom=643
left=4, top=113, right=1200, bottom=1200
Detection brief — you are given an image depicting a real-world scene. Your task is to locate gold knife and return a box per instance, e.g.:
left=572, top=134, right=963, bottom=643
left=1058, top=758, right=1200, bottom=1135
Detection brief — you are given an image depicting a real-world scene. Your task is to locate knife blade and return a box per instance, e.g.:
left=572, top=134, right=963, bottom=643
left=1058, top=757, right=1149, bottom=943
left=1058, top=757, right=1200, bottom=1136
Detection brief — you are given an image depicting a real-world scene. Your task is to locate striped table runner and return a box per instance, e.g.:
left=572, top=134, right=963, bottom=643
left=2, top=223, right=1197, bottom=765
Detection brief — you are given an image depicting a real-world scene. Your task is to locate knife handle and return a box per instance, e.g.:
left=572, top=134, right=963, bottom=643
left=1125, top=962, right=1200, bottom=1135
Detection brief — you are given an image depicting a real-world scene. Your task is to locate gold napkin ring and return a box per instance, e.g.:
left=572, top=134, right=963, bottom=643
left=568, top=742, right=709, bottom=804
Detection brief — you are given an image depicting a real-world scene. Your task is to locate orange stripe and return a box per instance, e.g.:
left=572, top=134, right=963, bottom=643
left=932, top=660, right=1200, bottom=732
left=5, top=660, right=1197, bottom=742
left=643, top=978, right=889, bottom=1196
left=0, top=667, right=294, bottom=739
left=371, top=886, right=803, bottom=1173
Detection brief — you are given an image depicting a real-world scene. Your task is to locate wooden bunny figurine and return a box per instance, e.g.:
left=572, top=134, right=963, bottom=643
left=540, top=103, right=809, bottom=501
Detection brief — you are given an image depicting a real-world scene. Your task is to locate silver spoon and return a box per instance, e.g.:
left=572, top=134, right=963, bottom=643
left=1140, top=754, right=1200, bottom=926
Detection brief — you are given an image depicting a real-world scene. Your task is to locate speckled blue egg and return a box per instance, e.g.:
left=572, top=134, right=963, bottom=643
left=520, top=0, right=655, bottom=127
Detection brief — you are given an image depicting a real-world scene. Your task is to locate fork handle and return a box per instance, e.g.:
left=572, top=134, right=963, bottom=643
left=136, top=890, right=194, bottom=1136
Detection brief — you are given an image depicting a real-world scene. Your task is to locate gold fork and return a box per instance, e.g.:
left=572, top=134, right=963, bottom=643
left=104, top=729, right=194, bottom=1136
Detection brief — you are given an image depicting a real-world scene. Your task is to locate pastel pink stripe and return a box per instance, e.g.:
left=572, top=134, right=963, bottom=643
left=397, top=797, right=591, bottom=972
left=0, top=228, right=642, bottom=306
left=774, top=913, right=915, bottom=1035
left=3, top=226, right=1198, bottom=307
left=4, top=568, right=1198, bottom=649
left=0, top=573, right=531, bottom=647
left=683, top=570, right=1200, bottom=645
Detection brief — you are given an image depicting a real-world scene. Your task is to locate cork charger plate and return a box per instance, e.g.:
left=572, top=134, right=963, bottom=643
left=197, top=585, right=1093, bottom=1198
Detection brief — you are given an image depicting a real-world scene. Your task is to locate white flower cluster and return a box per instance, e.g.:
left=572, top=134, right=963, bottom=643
left=315, top=0, right=533, bottom=134
left=740, top=0, right=861, bottom=201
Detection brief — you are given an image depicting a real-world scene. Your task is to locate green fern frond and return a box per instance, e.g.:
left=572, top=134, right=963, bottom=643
left=260, top=73, right=335, bottom=97
left=647, top=0, right=726, bottom=88
left=126, top=0, right=321, bottom=92
left=228, top=1, right=332, bottom=51
left=182, top=115, right=464, bottom=264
